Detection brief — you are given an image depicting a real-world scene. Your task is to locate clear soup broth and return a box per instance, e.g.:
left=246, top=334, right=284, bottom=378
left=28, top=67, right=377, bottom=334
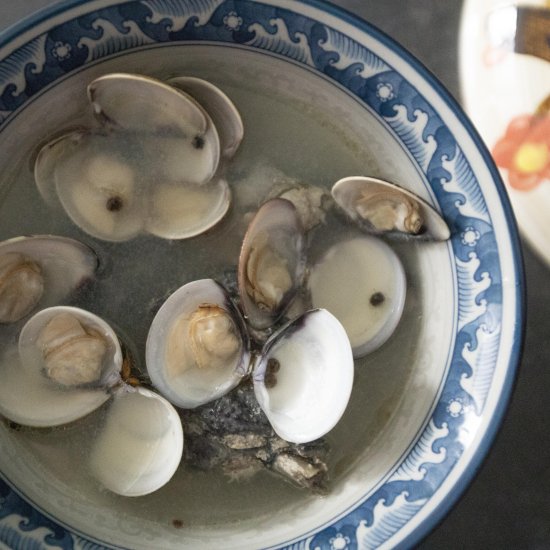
left=0, top=46, right=452, bottom=548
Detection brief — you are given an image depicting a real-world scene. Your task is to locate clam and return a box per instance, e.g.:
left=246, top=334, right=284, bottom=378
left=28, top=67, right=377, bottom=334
left=0, top=306, right=122, bottom=427
left=34, top=73, right=238, bottom=242
left=238, top=198, right=306, bottom=330
left=253, top=308, right=354, bottom=444
left=0, top=304, right=184, bottom=497
left=88, top=73, right=220, bottom=185
left=89, top=386, right=183, bottom=497
left=146, top=279, right=250, bottom=409
left=332, top=176, right=450, bottom=240
left=0, top=253, right=43, bottom=324
left=0, top=235, right=98, bottom=324
left=168, top=76, right=244, bottom=160
left=145, top=177, right=231, bottom=240
left=308, top=236, right=406, bottom=358
left=49, top=133, right=144, bottom=242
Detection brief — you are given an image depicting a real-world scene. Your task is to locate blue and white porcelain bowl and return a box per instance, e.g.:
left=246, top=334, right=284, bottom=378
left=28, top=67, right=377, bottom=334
left=0, top=1, right=523, bottom=549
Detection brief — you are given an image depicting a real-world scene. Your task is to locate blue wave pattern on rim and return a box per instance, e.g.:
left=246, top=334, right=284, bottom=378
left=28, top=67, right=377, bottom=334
left=0, top=1, right=503, bottom=549
left=0, top=477, right=74, bottom=549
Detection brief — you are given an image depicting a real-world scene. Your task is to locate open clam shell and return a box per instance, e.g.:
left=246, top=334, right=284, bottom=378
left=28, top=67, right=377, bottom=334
left=146, top=279, right=250, bottom=409
left=145, top=177, right=231, bottom=240
left=0, top=307, right=122, bottom=427
left=308, top=236, right=407, bottom=358
left=238, top=198, right=306, bottom=330
left=89, top=386, right=183, bottom=497
left=332, top=176, right=450, bottom=240
left=0, top=235, right=98, bottom=324
left=168, top=76, right=244, bottom=160
left=253, top=308, right=354, bottom=444
left=51, top=132, right=145, bottom=242
left=34, top=128, right=87, bottom=207
left=88, top=73, right=220, bottom=186
left=34, top=73, right=232, bottom=242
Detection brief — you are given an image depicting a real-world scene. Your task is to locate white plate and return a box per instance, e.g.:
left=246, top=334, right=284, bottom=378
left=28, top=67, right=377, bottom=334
left=460, top=0, right=550, bottom=265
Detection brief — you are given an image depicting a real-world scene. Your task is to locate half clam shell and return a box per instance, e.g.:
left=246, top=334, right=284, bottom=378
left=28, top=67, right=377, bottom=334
left=0, top=306, right=122, bottom=427
left=0, top=235, right=98, bottom=324
left=308, top=236, right=406, bottom=357
left=146, top=279, right=250, bottom=409
left=332, top=176, right=450, bottom=240
left=168, top=76, right=244, bottom=160
left=253, top=309, right=354, bottom=444
left=238, top=198, right=306, bottom=330
left=89, top=386, right=184, bottom=497
left=88, top=73, right=220, bottom=185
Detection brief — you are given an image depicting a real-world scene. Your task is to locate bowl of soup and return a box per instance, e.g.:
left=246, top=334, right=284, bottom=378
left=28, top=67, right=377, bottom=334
left=0, top=1, right=523, bottom=548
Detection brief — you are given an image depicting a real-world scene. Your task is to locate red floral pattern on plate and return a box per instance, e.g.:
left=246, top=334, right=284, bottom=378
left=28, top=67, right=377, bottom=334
left=492, top=113, right=550, bottom=191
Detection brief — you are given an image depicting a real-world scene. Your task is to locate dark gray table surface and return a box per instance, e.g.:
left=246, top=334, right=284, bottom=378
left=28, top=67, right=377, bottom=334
left=1, top=1, right=548, bottom=548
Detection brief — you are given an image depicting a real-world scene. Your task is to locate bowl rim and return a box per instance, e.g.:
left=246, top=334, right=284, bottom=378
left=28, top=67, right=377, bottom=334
left=0, top=0, right=525, bottom=548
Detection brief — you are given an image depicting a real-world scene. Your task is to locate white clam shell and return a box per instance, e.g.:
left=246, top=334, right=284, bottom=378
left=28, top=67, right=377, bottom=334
left=0, top=235, right=98, bottom=323
left=168, top=76, right=244, bottom=159
left=238, top=198, right=306, bottom=330
left=253, top=309, right=354, bottom=444
left=146, top=279, right=250, bottom=409
left=52, top=133, right=144, bottom=242
left=145, top=177, right=231, bottom=240
left=34, top=128, right=86, bottom=207
left=332, top=176, right=450, bottom=241
left=88, top=73, right=220, bottom=185
left=89, top=386, right=183, bottom=497
left=0, top=307, right=122, bottom=427
left=308, top=236, right=406, bottom=357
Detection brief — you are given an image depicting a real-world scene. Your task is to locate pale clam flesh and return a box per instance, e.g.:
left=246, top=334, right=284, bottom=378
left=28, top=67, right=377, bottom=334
left=0, top=252, right=43, bottom=324
left=238, top=198, right=306, bottom=331
left=146, top=279, right=250, bottom=409
left=37, top=312, right=109, bottom=387
left=0, top=235, right=98, bottom=324
left=332, top=176, right=450, bottom=240
left=0, top=306, right=122, bottom=428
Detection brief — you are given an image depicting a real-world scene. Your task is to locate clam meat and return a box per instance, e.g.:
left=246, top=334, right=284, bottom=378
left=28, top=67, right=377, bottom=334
left=0, top=235, right=98, bottom=324
left=0, top=306, right=122, bottom=427
left=146, top=279, right=250, bottom=409
left=0, top=252, right=43, bottom=324
left=266, top=180, right=332, bottom=232
left=238, top=198, right=306, bottom=331
left=332, top=176, right=450, bottom=240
